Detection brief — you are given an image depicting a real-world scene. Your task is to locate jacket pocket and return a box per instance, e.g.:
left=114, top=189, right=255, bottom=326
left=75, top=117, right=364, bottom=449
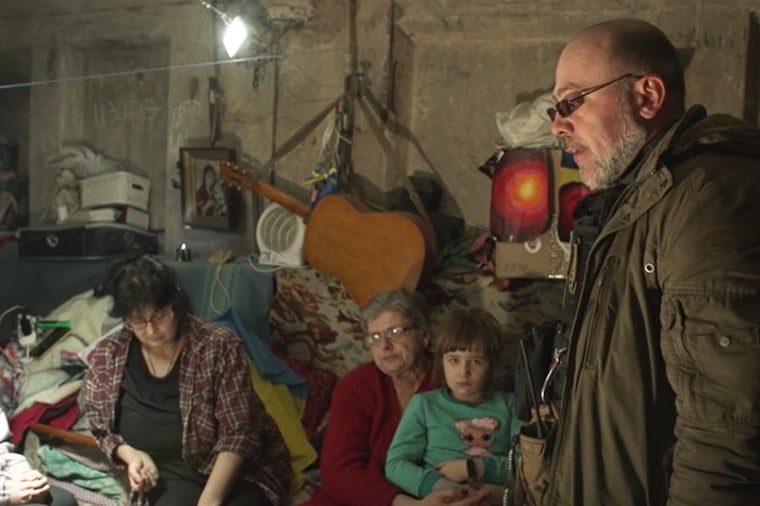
left=512, top=409, right=559, bottom=506
left=582, top=256, right=619, bottom=369
left=682, top=324, right=760, bottom=423
left=660, top=298, right=695, bottom=417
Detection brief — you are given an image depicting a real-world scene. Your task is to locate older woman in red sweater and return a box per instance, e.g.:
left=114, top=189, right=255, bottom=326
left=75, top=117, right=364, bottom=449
left=305, top=289, right=490, bottom=506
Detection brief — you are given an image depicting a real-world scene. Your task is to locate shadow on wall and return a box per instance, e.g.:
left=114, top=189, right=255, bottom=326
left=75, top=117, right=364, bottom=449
left=744, top=13, right=760, bottom=127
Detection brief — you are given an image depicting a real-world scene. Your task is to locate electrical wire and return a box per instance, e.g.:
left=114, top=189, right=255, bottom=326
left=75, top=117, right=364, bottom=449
left=0, top=55, right=277, bottom=91
left=0, top=305, right=24, bottom=330
left=319, top=121, right=337, bottom=160
left=1, top=305, right=25, bottom=364
left=208, top=260, right=232, bottom=315
left=0, top=46, right=347, bottom=91
left=207, top=256, right=307, bottom=314
left=247, top=254, right=286, bottom=273
left=246, top=254, right=307, bottom=273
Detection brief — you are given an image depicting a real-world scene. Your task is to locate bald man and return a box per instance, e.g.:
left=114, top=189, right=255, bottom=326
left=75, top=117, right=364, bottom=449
left=529, top=18, right=760, bottom=506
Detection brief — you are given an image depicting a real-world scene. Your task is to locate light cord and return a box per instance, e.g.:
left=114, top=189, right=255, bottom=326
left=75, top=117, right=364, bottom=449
left=0, top=305, right=24, bottom=329
left=208, top=260, right=232, bottom=315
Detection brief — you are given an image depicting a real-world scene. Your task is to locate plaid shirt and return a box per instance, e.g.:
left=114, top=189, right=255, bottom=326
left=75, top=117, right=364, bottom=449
left=1, top=408, right=33, bottom=505
left=83, top=316, right=292, bottom=506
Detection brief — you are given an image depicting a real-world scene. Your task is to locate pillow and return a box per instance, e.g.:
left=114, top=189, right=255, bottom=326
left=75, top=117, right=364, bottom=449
left=269, top=268, right=369, bottom=378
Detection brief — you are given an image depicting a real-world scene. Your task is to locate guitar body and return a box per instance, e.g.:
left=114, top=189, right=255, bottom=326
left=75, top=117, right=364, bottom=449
left=220, top=162, right=431, bottom=307
left=304, top=194, right=427, bottom=307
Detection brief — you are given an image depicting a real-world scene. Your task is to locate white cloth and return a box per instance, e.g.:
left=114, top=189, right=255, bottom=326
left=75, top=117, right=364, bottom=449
left=496, top=92, right=561, bottom=149
left=1, top=407, right=33, bottom=493
left=15, top=291, right=117, bottom=414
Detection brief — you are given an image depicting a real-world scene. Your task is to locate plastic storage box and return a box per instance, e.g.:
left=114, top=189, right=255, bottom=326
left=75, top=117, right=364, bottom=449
left=80, top=171, right=151, bottom=211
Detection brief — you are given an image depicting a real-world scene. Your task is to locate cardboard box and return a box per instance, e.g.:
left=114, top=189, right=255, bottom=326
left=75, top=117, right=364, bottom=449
left=68, top=205, right=150, bottom=230
left=494, top=149, right=589, bottom=279
left=80, top=171, right=151, bottom=211
left=116, top=206, right=150, bottom=229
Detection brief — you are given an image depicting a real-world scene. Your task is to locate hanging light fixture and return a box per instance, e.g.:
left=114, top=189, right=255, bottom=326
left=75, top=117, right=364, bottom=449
left=197, top=0, right=249, bottom=57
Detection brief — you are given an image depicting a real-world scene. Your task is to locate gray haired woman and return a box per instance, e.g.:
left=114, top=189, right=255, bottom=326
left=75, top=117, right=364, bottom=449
left=305, top=288, right=491, bottom=506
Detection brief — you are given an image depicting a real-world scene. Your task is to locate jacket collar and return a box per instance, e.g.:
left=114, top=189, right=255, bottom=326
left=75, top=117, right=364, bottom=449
left=601, top=106, right=707, bottom=234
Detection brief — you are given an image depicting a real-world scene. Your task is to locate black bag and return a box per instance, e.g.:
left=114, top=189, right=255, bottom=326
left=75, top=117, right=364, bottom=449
left=513, top=186, right=620, bottom=422
left=17, top=223, right=158, bottom=259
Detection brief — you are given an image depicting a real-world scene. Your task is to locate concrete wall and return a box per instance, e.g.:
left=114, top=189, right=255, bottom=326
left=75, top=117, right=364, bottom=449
left=0, top=0, right=758, bottom=257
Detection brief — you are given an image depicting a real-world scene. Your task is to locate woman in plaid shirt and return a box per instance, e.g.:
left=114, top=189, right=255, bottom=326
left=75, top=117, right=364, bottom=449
left=82, top=255, right=292, bottom=506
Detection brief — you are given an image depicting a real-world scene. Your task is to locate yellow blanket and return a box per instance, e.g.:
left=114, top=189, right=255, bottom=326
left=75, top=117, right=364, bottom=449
left=248, top=360, right=317, bottom=495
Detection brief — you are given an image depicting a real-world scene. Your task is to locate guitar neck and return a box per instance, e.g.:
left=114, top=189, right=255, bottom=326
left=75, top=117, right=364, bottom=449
left=220, top=162, right=311, bottom=218
left=243, top=177, right=311, bottom=218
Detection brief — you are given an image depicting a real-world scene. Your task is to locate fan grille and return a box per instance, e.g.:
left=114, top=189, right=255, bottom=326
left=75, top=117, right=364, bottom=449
left=259, top=205, right=299, bottom=251
left=256, top=202, right=305, bottom=267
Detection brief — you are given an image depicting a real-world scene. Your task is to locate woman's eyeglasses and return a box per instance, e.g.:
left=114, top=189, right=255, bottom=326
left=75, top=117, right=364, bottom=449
left=547, top=73, right=644, bottom=121
left=125, top=307, right=174, bottom=331
left=365, top=325, right=414, bottom=347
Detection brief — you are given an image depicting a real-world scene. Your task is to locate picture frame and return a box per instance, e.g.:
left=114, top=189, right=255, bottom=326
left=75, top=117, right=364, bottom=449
left=179, top=147, right=236, bottom=230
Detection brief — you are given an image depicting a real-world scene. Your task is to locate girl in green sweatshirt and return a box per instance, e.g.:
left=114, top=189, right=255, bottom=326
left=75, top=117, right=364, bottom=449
left=385, top=308, right=522, bottom=498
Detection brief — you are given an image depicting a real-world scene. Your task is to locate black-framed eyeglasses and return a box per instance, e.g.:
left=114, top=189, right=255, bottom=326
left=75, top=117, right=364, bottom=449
left=365, top=325, right=414, bottom=347
left=125, top=306, right=174, bottom=332
left=547, top=73, right=644, bottom=121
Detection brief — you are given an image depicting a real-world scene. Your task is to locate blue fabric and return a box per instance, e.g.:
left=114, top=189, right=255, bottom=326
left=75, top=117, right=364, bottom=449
left=212, top=307, right=308, bottom=399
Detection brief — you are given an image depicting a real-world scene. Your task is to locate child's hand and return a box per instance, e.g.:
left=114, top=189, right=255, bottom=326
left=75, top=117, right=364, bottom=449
left=434, top=459, right=470, bottom=483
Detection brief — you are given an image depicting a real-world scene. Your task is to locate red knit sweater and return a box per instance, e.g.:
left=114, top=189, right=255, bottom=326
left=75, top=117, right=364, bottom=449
left=304, top=361, right=433, bottom=506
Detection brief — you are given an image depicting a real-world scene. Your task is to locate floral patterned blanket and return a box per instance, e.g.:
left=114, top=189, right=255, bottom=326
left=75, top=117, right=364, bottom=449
left=269, top=266, right=564, bottom=381
left=270, top=266, right=565, bottom=505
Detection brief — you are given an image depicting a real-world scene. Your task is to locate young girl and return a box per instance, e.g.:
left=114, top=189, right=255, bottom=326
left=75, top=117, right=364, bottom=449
left=384, top=308, right=522, bottom=498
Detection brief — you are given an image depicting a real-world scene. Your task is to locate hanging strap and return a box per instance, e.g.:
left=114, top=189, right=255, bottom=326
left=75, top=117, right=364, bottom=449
left=356, top=95, right=434, bottom=229
left=361, top=85, right=445, bottom=183
left=261, top=94, right=346, bottom=170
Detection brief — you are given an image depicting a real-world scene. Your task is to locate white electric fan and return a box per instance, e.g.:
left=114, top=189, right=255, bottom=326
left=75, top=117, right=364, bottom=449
left=255, top=202, right=306, bottom=267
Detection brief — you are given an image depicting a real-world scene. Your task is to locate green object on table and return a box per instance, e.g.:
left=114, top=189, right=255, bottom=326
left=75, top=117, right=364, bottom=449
left=36, top=320, right=73, bottom=329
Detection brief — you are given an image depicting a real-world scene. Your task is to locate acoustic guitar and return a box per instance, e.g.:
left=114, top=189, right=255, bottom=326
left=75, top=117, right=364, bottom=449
left=220, top=162, right=431, bottom=307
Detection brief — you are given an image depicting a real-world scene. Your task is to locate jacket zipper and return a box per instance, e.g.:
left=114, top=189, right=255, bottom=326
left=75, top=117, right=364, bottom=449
left=545, top=171, right=663, bottom=503
left=545, top=239, right=598, bottom=503
left=544, top=192, right=632, bottom=501
left=581, top=259, right=616, bottom=368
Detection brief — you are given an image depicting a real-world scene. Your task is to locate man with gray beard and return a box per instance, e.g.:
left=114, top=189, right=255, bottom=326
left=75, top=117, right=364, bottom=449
left=518, top=17, right=760, bottom=506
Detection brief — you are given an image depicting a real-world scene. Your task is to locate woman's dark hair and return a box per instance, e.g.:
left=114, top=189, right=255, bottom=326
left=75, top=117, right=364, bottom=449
left=432, top=308, right=504, bottom=393
left=100, top=254, right=192, bottom=336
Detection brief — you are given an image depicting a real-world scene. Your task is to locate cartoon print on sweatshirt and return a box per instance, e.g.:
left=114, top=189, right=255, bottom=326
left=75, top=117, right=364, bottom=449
left=454, top=417, right=499, bottom=456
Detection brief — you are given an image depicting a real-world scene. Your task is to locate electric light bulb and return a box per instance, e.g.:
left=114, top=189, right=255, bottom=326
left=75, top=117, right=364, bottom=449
left=223, top=16, right=248, bottom=57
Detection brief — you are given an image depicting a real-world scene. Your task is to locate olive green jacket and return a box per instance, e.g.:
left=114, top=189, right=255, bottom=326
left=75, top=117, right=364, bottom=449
left=546, top=106, right=760, bottom=506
